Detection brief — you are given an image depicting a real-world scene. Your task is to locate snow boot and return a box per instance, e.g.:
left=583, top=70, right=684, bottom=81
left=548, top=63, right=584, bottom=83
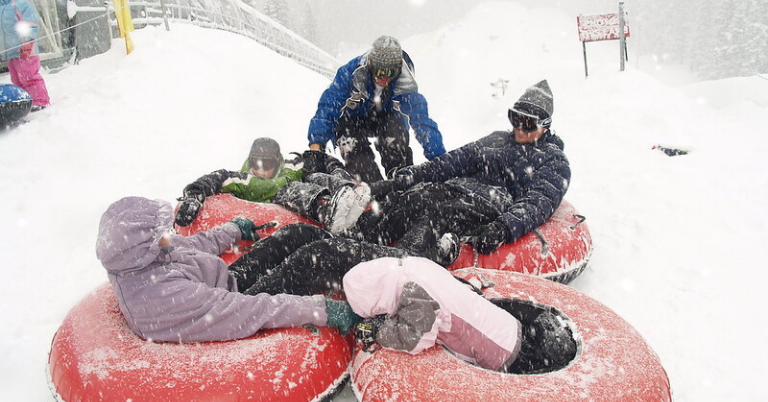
left=397, top=220, right=460, bottom=267
left=434, top=232, right=460, bottom=267
left=323, top=183, right=371, bottom=235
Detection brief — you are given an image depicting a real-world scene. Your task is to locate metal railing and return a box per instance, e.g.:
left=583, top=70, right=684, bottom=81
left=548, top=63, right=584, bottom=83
left=129, top=0, right=339, bottom=78
left=6, top=0, right=339, bottom=79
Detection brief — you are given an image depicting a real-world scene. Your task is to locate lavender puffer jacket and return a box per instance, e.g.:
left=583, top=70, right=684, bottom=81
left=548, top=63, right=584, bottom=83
left=95, top=196, right=327, bottom=343
left=343, top=257, right=522, bottom=370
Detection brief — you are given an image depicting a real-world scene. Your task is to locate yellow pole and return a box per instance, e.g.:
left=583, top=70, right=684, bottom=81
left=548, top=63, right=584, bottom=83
left=113, top=0, right=135, bottom=54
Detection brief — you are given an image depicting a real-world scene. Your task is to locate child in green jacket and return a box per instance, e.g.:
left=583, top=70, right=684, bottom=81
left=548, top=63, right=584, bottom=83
left=175, top=137, right=370, bottom=235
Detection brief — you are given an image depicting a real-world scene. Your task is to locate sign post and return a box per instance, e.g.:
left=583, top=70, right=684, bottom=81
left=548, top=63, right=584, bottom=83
left=618, top=2, right=626, bottom=71
left=576, top=3, right=631, bottom=77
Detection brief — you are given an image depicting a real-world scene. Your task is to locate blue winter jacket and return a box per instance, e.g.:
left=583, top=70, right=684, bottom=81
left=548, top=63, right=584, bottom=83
left=396, top=130, right=570, bottom=243
left=308, top=53, right=446, bottom=160
left=0, top=0, right=40, bottom=61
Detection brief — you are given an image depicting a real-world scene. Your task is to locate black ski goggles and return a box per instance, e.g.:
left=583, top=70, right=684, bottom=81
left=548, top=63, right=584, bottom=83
left=508, top=109, right=542, bottom=132
left=249, top=156, right=280, bottom=172
left=373, top=66, right=400, bottom=80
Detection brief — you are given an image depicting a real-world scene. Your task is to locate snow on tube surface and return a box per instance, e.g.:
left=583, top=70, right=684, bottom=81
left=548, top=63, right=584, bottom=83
left=0, top=84, right=32, bottom=127
left=350, top=268, right=672, bottom=402
left=175, top=193, right=317, bottom=265
left=47, top=284, right=351, bottom=402
left=448, top=199, right=592, bottom=284
left=178, top=194, right=592, bottom=283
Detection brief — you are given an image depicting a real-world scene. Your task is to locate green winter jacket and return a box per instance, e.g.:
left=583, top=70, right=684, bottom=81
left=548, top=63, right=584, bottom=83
left=218, top=159, right=302, bottom=203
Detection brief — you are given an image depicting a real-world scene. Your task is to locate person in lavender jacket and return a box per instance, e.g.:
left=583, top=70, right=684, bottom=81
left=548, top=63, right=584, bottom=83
left=95, top=196, right=357, bottom=343
left=343, top=257, right=523, bottom=371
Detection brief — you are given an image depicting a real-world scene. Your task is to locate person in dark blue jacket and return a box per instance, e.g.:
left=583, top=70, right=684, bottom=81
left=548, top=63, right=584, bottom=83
left=349, top=80, right=570, bottom=255
left=305, top=35, right=446, bottom=183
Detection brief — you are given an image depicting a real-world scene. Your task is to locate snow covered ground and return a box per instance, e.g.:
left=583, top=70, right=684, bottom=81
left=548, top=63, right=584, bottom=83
left=2, top=2, right=767, bottom=401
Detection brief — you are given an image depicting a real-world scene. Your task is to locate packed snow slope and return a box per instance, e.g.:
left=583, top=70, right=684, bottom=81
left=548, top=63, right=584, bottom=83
left=1, top=2, right=767, bottom=401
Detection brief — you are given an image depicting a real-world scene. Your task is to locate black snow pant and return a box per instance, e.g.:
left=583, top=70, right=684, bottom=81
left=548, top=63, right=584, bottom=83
left=229, top=222, right=409, bottom=296
left=228, top=223, right=332, bottom=293
left=347, top=183, right=500, bottom=254
left=334, top=112, right=413, bottom=183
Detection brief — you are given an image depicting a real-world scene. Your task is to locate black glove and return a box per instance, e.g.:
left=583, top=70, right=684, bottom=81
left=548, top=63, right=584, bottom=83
left=324, top=154, right=345, bottom=173
left=230, top=216, right=260, bottom=242
left=389, top=166, right=416, bottom=180
left=473, top=221, right=508, bottom=254
left=302, top=150, right=329, bottom=175
left=368, top=177, right=411, bottom=200
left=174, top=191, right=205, bottom=227
left=354, top=315, right=386, bottom=350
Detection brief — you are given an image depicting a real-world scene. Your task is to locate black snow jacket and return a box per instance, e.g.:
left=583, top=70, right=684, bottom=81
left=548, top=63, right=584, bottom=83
left=395, top=129, right=570, bottom=243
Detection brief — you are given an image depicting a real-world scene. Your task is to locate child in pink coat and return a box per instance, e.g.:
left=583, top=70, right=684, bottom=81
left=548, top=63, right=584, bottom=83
left=0, top=0, right=50, bottom=110
left=343, top=257, right=523, bottom=371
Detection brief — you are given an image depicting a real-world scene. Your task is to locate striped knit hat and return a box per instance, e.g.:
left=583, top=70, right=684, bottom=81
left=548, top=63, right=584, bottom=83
left=368, top=36, right=403, bottom=75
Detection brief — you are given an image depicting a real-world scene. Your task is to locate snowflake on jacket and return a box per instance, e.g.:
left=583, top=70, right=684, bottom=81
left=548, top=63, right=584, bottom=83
left=396, top=129, right=570, bottom=244
left=96, top=197, right=327, bottom=343
left=308, top=54, right=445, bottom=160
left=344, top=257, right=522, bottom=371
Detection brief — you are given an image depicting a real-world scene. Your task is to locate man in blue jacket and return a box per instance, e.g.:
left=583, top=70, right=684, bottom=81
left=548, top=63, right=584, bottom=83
left=351, top=80, right=571, bottom=255
left=305, top=35, right=446, bottom=183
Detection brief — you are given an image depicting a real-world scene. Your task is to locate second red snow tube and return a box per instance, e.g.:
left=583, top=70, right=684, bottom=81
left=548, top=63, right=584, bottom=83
left=47, top=284, right=351, bottom=402
left=447, top=199, right=592, bottom=283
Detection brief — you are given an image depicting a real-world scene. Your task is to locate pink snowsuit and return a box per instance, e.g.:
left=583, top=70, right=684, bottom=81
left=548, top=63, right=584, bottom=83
left=343, top=257, right=522, bottom=370
left=0, top=0, right=50, bottom=107
left=7, top=56, right=49, bottom=106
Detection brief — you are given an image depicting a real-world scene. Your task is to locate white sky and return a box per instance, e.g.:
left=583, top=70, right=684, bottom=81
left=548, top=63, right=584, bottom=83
left=1, top=2, right=768, bottom=401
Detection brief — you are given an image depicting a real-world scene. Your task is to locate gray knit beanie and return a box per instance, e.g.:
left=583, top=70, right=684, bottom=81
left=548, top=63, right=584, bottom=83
left=368, top=36, right=403, bottom=75
left=248, top=137, right=283, bottom=169
left=511, top=80, right=554, bottom=127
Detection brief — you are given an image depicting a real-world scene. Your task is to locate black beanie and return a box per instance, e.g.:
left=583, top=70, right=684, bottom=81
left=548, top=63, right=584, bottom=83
left=368, top=36, right=403, bottom=74
left=248, top=137, right=283, bottom=167
left=511, top=80, right=554, bottom=127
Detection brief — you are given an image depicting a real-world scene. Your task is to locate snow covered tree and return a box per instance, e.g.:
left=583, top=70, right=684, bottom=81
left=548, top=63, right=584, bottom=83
left=301, top=4, right=318, bottom=45
left=263, top=0, right=290, bottom=28
left=630, top=0, right=767, bottom=79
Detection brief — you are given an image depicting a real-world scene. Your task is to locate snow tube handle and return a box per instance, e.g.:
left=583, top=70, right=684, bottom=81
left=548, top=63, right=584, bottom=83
left=570, top=214, right=586, bottom=230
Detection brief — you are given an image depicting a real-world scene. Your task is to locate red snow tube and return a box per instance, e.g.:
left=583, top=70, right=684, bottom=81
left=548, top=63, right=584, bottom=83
left=350, top=268, right=672, bottom=402
left=448, top=199, right=592, bottom=283
left=47, top=284, right=351, bottom=402
left=175, top=193, right=318, bottom=264
left=179, top=194, right=592, bottom=283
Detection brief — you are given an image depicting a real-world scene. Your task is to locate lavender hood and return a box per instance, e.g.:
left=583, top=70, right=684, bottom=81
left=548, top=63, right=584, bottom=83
left=95, top=196, right=327, bottom=342
left=96, top=196, right=174, bottom=274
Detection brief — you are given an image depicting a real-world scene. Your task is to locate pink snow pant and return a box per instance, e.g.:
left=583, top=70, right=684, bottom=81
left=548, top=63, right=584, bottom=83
left=8, top=56, right=50, bottom=107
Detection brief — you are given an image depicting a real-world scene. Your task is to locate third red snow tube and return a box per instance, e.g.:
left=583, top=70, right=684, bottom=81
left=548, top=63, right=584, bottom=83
left=350, top=268, right=671, bottom=402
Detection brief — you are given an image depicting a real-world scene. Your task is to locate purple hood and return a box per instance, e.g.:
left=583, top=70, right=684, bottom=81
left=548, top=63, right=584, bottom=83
left=94, top=196, right=327, bottom=342
left=96, top=196, right=173, bottom=274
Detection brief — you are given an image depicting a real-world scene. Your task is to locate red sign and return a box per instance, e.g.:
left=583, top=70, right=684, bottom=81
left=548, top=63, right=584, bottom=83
left=577, top=13, right=630, bottom=42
